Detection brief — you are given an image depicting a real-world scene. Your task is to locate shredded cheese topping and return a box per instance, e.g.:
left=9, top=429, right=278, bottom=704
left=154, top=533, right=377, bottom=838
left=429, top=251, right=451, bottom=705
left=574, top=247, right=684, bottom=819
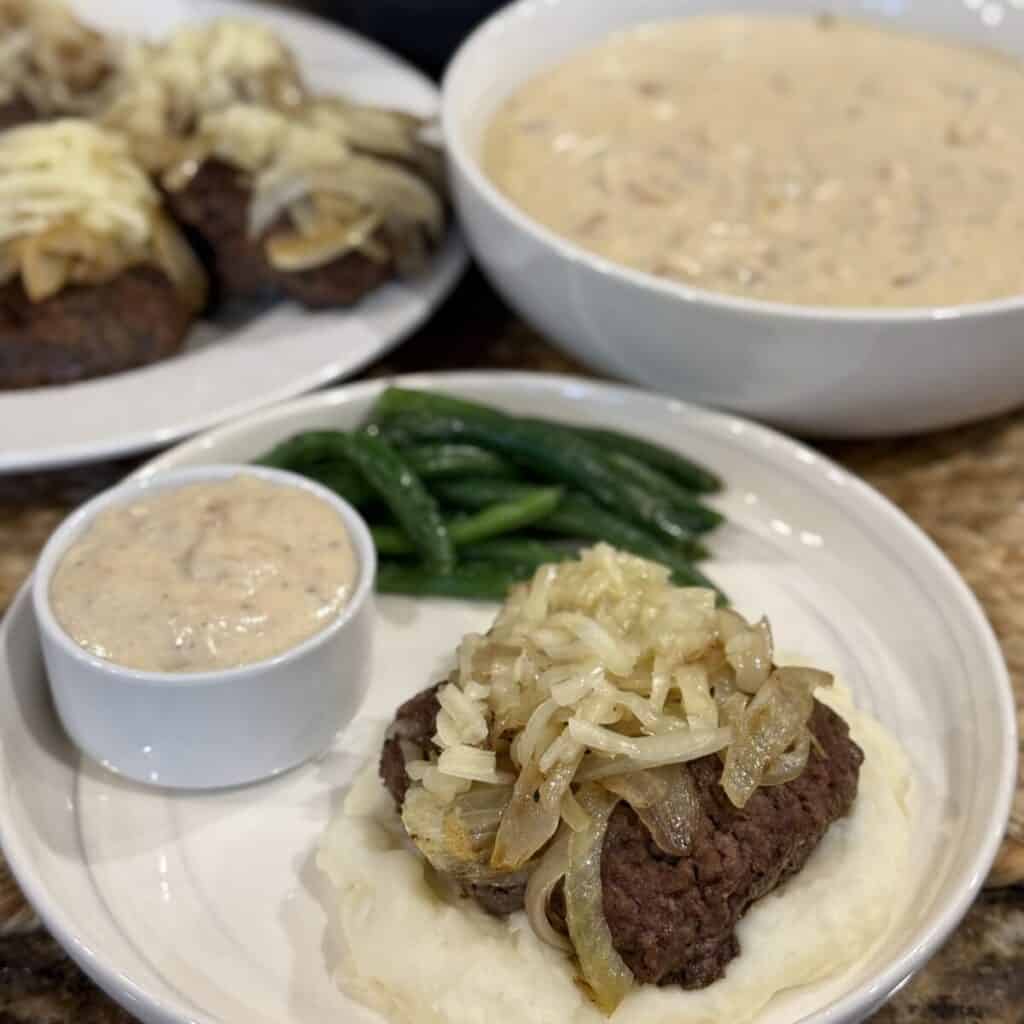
left=408, top=545, right=739, bottom=804
left=103, top=18, right=305, bottom=170
left=0, top=120, right=205, bottom=307
left=0, top=120, right=157, bottom=252
left=0, top=0, right=113, bottom=114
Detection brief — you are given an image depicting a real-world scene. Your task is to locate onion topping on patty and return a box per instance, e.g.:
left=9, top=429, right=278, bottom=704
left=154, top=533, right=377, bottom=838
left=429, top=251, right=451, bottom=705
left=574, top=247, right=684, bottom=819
left=397, top=543, right=833, bottom=1010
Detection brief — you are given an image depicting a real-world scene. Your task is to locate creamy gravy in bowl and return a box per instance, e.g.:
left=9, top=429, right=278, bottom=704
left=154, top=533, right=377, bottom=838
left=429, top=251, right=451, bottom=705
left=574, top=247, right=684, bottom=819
left=484, top=14, right=1024, bottom=308
left=50, top=475, right=358, bottom=673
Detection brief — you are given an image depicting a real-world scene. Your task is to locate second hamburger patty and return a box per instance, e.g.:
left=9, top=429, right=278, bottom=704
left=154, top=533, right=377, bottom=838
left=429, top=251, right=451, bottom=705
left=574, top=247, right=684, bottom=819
left=380, top=684, right=863, bottom=990
left=0, top=266, right=192, bottom=389
left=165, top=160, right=394, bottom=310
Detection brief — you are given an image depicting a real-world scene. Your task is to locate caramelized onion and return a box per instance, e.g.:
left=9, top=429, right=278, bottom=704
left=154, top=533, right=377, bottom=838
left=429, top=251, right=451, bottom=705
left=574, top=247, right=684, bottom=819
left=601, top=769, right=667, bottom=809
left=311, top=97, right=445, bottom=190
left=524, top=824, right=572, bottom=951
left=565, top=784, right=634, bottom=1013
left=491, top=763, right=561, bottom=871
left=453, top=783, right=514, bottom=812
left=603, top=765, right=701, bottom=856
left=574, top=725, right=733, bottom=780
left=151, top=214, right=208, bottom=312
left=18, top=234, right=67, bottom=301
left=559, top=788, right=592, bottom=832
left=402, top=782, right=528, bottom=886
left=247, top=173, right=311, bottom=238
left=762, top=731, right=811, bottom=786
left=442, top=802, right=504, bottom=860
left=569, top=717, right=731, bottom=762
left=635, top=765, right=702, bottom=855
left=402, top=783, right=481, bottom=874
left=265, top=213, right=382, bottom=272
left=720, top=666, right=831, bottom=807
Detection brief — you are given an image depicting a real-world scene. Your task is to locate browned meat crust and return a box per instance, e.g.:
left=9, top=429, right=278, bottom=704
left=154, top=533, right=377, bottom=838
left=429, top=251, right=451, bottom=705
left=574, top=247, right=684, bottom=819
left=0, top=267, right=193, bottom=388
left=379, top=685, right=863, bottom=990
left=380, top=684, right=442, bottom=807
left=165, top=159, right=393, bottom=310
left=564, top=702, right=862, bottom=988
left=0, top=96, right=40, bottom=130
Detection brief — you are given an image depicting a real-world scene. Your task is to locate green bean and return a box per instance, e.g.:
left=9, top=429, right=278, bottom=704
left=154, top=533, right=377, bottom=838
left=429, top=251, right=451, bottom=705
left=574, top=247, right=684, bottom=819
left=372, top=387, right=505, bottom=424
left=433, top=477, right=718, bottom=595
left=459, top=538, right=583, bottom=568
left=546, top=494, right=707, bottom=563
left=433, top=478, right=708, bottom=563
left=371, top=525, right=418, bottom=555
left=606, top=453, right=722, bottom=533
left=449, top=487, right=563, bottom=545
left=287, top=462, right=375, bottom=507
left=372, top=413, right=702, bottom=549
left=341, top=432, right=454, bottom=574
left=255, top=430, right=351, bottom=470
left=371, top=486, right=563, bottom=555
left=432, top=477, right=551, bottom=508
left=574, top=427, right=721, bottom=494
left=256, top=431, right=377, bottom=505
left=377, top=561, right=533, bottom=601
left=371, top=388, right=721, bottom=493
left=398, top=443, right=516, bottom=480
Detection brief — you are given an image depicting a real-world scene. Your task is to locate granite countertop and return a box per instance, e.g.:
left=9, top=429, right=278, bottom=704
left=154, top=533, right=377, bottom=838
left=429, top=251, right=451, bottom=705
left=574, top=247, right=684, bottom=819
left=0, top=273, right=1021, bottom=1021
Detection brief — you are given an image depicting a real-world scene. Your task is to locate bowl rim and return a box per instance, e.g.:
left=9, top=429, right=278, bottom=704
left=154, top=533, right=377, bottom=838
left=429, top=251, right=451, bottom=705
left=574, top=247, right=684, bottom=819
left=441, top=0, right=1024, bottom=324
left=31, top=463, right=377, bottom=687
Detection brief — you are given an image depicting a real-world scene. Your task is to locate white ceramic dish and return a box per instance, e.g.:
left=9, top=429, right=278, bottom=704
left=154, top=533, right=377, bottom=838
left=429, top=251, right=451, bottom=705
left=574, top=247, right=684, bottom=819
left=0, top=0, right=466, bottom=474
left=443, top=0, right=1024, bottom=438
left=0, top=373, right=1015, bottom=1024
left=31, top=464, right=376, bottom=790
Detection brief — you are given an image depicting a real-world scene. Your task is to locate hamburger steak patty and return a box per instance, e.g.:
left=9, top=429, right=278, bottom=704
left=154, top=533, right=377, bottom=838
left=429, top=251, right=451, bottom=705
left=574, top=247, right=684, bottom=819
left=380, top=685, right=863, bottom=989
left=0, top=266, right=193, bottom=389
left=166, top=160, right=394, bottom=310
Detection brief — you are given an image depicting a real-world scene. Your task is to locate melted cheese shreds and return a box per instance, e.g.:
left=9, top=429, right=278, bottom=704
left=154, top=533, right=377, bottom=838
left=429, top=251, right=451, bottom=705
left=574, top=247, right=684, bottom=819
left=169, top=19, right=298, bottom=80
left=0, top=120, right=206, bottom=307
left=198, top=103, right=349, bottom=177
left=104, top=18, right=305, bottom=169
left=0, top=0, right=113, bottom=114
left=420, top=544, right=819, bottom=817
left=0, top=120, right=157, bottom=247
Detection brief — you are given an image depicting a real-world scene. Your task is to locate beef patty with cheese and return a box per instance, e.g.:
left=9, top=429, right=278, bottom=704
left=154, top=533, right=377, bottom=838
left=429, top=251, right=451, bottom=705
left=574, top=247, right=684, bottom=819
left=0, top=120, right=206, bottom=388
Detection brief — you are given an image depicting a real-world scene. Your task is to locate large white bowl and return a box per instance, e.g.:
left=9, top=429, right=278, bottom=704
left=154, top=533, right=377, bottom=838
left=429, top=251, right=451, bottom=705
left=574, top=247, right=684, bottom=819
left=442, top=0, right=1024, bottom=438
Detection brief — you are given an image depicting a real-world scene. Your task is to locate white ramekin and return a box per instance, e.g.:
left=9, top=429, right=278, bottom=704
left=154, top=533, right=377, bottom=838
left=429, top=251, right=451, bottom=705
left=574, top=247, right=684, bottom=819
left=31, top=464, right=376, bottom=790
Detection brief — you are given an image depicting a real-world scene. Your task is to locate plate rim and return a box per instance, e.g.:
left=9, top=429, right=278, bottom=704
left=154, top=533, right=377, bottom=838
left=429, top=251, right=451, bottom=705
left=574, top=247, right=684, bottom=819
left=0, top=0, right=467, bottom=475
left=0, top=370, right=1016, bottom=1024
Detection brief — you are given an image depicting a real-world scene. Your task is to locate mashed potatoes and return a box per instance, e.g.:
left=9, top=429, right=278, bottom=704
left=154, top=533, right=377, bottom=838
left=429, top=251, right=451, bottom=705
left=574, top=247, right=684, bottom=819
left=317, top=685, right=912, bottom=1024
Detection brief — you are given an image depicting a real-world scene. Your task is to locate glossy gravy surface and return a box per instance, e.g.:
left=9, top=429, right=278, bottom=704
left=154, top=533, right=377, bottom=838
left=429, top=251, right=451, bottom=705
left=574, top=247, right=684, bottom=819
left=485, top=15, right=1024, bottom=307
left=50, top=475, right=357, bottom=673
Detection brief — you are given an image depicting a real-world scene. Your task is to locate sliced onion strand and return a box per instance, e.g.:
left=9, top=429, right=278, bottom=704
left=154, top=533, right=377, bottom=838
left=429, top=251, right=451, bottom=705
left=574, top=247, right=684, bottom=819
left=524, top=823, right=573, bottom=951
left=565, top=784, right=634, bottom=1013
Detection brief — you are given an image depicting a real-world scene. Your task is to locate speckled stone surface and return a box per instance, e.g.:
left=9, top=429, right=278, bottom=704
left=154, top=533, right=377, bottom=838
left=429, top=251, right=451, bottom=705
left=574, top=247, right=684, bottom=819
left=0, top=273, right=1020, bottom=1020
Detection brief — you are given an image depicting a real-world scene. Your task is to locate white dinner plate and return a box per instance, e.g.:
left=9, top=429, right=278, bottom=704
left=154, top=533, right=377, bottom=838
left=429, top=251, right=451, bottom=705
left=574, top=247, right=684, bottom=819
left=0, top=373, right=1015, bottom=1024
left=0, top=0, right=466, bottom=473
